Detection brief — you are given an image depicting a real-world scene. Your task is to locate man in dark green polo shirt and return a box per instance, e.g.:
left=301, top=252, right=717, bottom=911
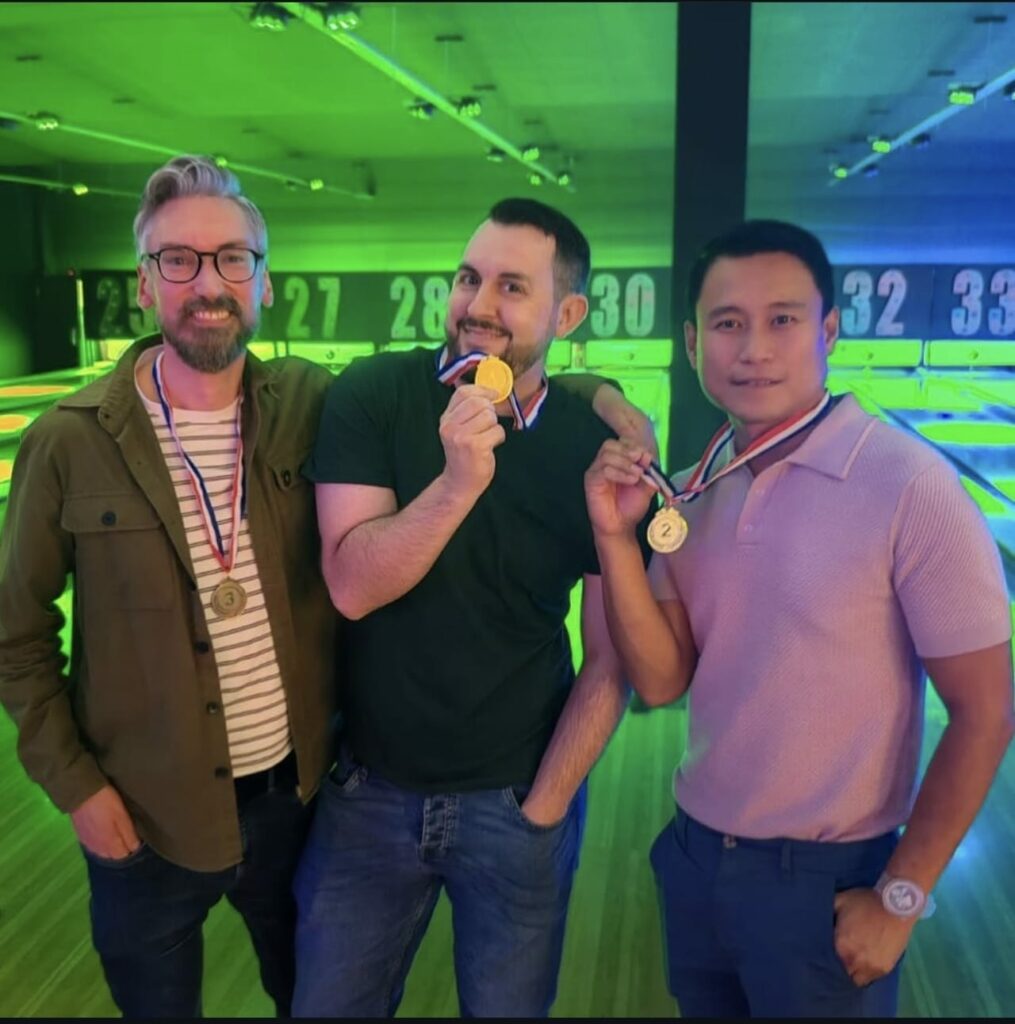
left=294, top=198, right=650, bottom=1018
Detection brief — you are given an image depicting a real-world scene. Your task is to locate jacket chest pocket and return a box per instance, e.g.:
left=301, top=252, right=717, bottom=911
left=61, top=494, right=176, bottom=610
left=268, top=457, right=314, bottom=522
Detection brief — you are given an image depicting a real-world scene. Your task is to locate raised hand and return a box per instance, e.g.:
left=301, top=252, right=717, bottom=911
left=585, top=438, right=657, bottom=537
left=439, top=384, right=507, bottom=498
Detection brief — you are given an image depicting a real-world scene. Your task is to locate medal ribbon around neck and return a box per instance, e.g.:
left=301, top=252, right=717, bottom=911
left=643, top=390, right=832, bottom=507
left=152, top=351, right=245, bottom=576
left=436, top=348, right=548, bottom=430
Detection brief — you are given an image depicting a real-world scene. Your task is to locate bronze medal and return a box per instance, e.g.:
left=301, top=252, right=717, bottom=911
left=647, top=505, right=688, bottom=553
left=211, top=578, right=247, bottom=618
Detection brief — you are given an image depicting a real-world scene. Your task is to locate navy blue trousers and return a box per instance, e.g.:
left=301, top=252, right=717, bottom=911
left=650, top=808, right=901, bottom=1018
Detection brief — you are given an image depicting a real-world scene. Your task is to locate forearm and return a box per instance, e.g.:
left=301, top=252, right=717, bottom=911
left=886, top=711, right=1014, bottom=892
left=595, top=531, right=690, bottom=705
left=324, top=471, right=479, bottom=619
left=525, top=656, right=629, bottom=818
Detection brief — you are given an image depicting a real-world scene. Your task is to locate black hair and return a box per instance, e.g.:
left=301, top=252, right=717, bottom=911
left=488, top=197, right=591, bottom=296
left=687, top=219, right=835, bottom=318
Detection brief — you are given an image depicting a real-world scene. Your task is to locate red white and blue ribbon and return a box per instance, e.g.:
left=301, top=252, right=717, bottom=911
left=645, top=390, right=832, bottom=506
left=436, top=347, right=548, bottom=431
left=152, top=351, right=245, bottom=574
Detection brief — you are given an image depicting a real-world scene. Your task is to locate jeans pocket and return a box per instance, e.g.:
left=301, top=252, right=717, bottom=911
left=326, top=755, right=367, bottom=796
left=81, top=840, right=150, bottom=870
left=501, top=786, right=569, bottom=833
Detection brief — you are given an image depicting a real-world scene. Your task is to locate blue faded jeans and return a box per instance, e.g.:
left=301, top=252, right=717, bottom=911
left=292, top=748, right=586, bottom=1017
left=651, top=807, right=902, bottom=1018
left=84, top=758, right=310, bottom=1018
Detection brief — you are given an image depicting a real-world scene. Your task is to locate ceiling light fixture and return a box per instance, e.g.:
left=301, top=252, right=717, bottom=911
left=456, top=96, right=482, bottom=119
left=947, top=85, right=979, bottom=105
left=869, top=136, right=892, bottom=154
left=323, top=2, right=360, bottom=31
left=831, top=63, right=1015, bottom=185
left=409, top=100, right=436, bottom=120
left=249, top=2, right=291, bottom=30
left=0, top=108, right=374, bottom=200
left=556, top=170, right=572, bottom=187
left=830, top=163, right=848, bottom=179
left=528, top=172, right=544, bottom=186
left=31, top=112, right=60, bottom=131
left=308, top=177, right=324, bottom=191
left=521, top=144, right=541, bottom=162
left=271, top=1, right=567, bottom=188
left=0, top=172, right=136, bottom=199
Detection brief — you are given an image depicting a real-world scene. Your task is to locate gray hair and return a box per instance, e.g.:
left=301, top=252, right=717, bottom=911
left=133, top=155, right=268, bottom=258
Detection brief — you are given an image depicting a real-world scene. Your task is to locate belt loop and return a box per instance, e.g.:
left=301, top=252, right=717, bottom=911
left=780, top=840, right=792, bottom=877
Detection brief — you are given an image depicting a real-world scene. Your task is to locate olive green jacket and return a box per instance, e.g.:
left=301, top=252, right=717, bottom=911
left=0, top=337, right=338, bottom=871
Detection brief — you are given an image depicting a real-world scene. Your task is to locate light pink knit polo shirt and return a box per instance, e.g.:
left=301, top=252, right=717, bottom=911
left=648, top=394, right=1012, bottom=841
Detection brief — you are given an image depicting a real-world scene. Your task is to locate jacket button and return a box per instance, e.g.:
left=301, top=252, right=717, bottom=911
left=282, top=469, right=292, bottom=486
left=194, top=640, right=210, bottom=654
left=214, top=766, right=230, bottom=779
left=206, top=701, right=221, bottom=714
left=101, top=511, right=117, bottom=526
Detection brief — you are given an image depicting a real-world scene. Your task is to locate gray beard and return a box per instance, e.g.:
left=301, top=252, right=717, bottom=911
left=161, top=318, right=255, bottom=373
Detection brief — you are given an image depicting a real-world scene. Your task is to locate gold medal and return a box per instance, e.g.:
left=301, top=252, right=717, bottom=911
left=647, top=505, right=688, bottom=553
left=474, top=355, right=514, bottom=403
left=211, top=578, right=247, bottom=618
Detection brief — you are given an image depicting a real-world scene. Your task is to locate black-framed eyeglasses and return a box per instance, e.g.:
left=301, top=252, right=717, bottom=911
left=145, top=246, right=265, bottom=284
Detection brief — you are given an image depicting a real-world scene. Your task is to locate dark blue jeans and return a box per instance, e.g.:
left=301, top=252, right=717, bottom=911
left=292, top=750, right=586, bottom=1018
left=84, top=774, right=310, bottom=1018
left=651, top=808, right=901, bottom=1018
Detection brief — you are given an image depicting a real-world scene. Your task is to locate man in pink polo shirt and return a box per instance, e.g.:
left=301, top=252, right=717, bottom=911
left=585, top=220, right=1013, bottom=1018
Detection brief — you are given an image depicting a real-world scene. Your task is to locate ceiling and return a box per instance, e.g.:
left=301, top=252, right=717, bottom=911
left=0, top=1, right=1013, bottom=264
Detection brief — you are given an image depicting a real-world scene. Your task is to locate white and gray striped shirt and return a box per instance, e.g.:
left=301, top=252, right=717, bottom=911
left=136, top=371, right=291, bottom=778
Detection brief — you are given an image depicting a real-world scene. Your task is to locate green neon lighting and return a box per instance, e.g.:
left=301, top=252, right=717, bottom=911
left=917, top=422, right=1015, bottom=447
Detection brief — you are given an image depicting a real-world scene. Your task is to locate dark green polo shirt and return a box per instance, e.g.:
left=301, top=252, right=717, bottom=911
left=305, top=346, right=623, bottom=791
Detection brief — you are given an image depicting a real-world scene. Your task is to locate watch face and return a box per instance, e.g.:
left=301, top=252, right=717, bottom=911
left=883, top=879, right=923, bottom=916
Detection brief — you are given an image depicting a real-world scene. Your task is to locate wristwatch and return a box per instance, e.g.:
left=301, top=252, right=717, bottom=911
left=874, top=872, right=936, bottom=920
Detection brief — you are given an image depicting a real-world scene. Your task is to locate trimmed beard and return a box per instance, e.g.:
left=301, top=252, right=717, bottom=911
left=445, top=317, right=552, bottom=379
left=161, top=299, right=257, bottom=373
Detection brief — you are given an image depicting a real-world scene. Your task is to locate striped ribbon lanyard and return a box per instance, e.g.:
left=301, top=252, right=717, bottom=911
left=436, top=348, right=548, bottom=430
left=151, top=351, right=245, bottom=575
left=643, top=391, right=832, bottom=552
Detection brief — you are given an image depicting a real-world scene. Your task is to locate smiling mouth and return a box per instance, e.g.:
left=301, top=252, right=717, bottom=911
left=190, top=309, right=233, bottom=322
left=733, top=378, right=781, bottom=387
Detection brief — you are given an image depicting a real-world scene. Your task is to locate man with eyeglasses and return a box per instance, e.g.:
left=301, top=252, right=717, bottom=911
left=0, top=154, right=339, bottom=1017
left=0, top=156, right=654, bottom=1017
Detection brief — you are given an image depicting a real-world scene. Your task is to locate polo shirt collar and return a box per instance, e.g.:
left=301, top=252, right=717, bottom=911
left=783, top=393, right=876, bottom=480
